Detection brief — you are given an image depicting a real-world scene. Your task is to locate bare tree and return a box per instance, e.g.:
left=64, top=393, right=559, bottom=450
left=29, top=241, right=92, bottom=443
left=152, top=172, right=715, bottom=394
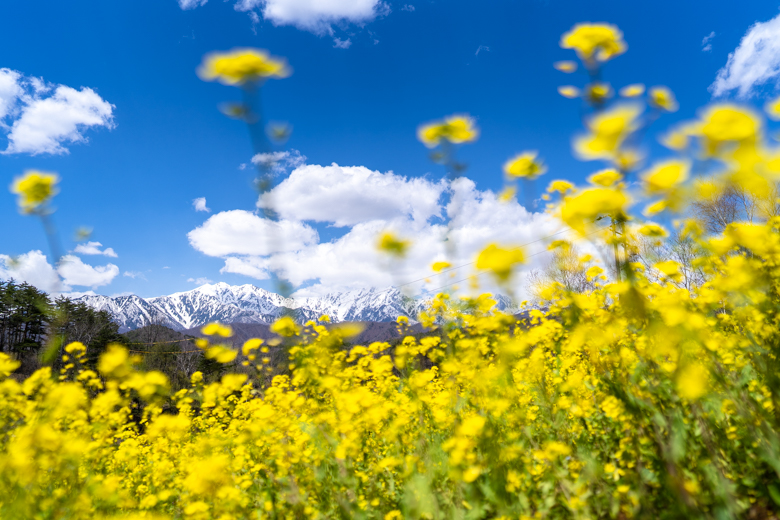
left=526, top=245, right=599, bottom=304
left=692, top=183, right=780, bottom=235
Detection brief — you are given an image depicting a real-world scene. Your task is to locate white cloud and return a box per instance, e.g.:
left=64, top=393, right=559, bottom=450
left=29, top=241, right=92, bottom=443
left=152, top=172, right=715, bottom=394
left=162, top=266, right=171, bottom=269
left=192, top=197, right=211, bottom=213
left=401, top=4, right=414, bottom=12
left=0, top=251, right=119, bottom=292
left=188, top=210, right=318, bottom=257
left=58, top=255, right=119, bottom=288
left=0, top=75, right=114, bottom=155
left=0, top=250, right=64, bottom=293
left=711, top=14, right=780, bottom=98
left=333, top=37, right=352, bottom=49
left=194, top=163, right=602, bottom=298
left=123, top=271, right=147, bottom=280
left=475, top=45, right=490, bottom=56
left=188, top=277, right=214, bottom=285
left=73, top=241, right=118, bottom=257
left=251, top=149, right=306, bottom=175
left=258, top=163, right=446, bottom=227
left=184, top=0, right=388, bottom=34
left=702, top=31, right=715, bottom=52
left=179, top=0, right=208, bottom=9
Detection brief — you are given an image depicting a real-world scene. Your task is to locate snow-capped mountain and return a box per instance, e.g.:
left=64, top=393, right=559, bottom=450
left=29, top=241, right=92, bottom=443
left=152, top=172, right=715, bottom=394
left=76, top=282, right=517, bottom=332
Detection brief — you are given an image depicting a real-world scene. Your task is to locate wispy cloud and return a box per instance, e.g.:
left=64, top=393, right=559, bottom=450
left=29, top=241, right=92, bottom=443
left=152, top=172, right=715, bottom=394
left=702, top=31, right=715, bottom=52
left=401, top=4, right=414, bottom=11
left=187, top=276, right=214, bottom=285
left=192, top=197, right=211, bottom=213
left=333, top=37, right=352, bottom=49
left=711, top=14, right=780, bottom=98
left=123, top=270, right=147, bottom=281
left=475, top=45, right=490, bottom=56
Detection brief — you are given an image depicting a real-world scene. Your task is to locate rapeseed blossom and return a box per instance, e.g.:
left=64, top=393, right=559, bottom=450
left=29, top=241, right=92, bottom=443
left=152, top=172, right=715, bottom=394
left=11, top=170, right=59, bottom=214
left=198, top=48, right=290, bottom=85
left=560, top=23, right=626, bottom=62
left=417, top=114, right=479, bottom=148
left=503, top=151, right=546, bottom=179
left=574, top=104, right=642, bottom=161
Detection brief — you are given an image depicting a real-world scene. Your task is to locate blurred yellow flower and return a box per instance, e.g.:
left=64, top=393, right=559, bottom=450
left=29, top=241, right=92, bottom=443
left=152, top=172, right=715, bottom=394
left=558, top=86, right=580, bottom=99
left=202, top=322, right=233, bottom=338
left=574, top=104, right=642, bottom=161
left=561, top=188, right=629, bottom=233
left=677, top=363, right=709, bottom=401
left=417, top=114, right=479, bottom=148
left=271, top=316, right=299, bottom=337
left=588, top=168, right=622, bottom=187
left=553, top=61, right=577, bottom=73
left=431, top=261, right=452, bottom=273
left=642, top=160, right=689, bottom=194
left=698, top=104, right=760, bottom=149
left=584, top=82, right=613, bottom=103
left=476, top=244, right=525, bottom=283
left=11, top=170, right=59, bottom=214
left=560, top=23, right=626, bottom=62
left=547, top=180, right=575, bottom=194
left=619, top=84, right=645, bottom=97
left=377, top=232, right=410, bottom=257
left=198, top=48, right=291, bottom=85
left=205, top=346, right=238, bottom=364
left=648, top=86, right=678, bottom=112
left=242, top=338, right=263, bottom=357
left=503, top=151, right=547, bottom=179
left=638, top=223, right=667, bottom=237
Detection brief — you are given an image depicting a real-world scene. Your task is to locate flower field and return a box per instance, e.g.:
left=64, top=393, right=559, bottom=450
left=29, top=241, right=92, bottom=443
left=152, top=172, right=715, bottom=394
left=5, top=22, right=780, bottom=519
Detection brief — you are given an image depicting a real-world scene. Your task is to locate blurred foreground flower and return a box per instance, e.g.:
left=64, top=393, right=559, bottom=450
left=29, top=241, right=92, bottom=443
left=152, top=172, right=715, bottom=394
left=475, top=244, right=525, bottom=283
left=198, top=48, right=291, bottom=86
left=574, top=104, right=642, bottom=162
left=560, top=23, right=626, bottom=63
left=11, top=170, right=59, bottom=214
left=417, top=114, right=479, bottom=148
left=504, top=152, right=546, bottom=179
left=377, top=232, right=410, bottom=258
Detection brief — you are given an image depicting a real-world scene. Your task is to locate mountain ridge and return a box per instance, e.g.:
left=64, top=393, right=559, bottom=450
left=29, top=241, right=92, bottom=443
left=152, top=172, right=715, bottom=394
left=77, top=282, right=518, bottom=332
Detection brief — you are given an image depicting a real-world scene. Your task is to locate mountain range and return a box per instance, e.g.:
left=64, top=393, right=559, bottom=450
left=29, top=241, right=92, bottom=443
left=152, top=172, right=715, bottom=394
left=77, top=282, right=518, bottom=332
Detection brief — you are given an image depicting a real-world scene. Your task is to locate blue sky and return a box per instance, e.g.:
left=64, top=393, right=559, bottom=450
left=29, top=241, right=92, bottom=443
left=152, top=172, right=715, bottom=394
left=1, top=0, right=780, bottom=298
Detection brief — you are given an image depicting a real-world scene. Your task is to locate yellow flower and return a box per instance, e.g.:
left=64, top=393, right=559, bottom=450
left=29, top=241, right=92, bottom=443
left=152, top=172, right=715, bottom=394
left=619, top=84, right=645, bottom=97
left=560, top=23, right=626, bottom=62
left=270, top=316, right=299, bottom=337
left=318, top=314, right=331, bottom=323
left=648, top=86, right=678, bottom=112
left=11, top=170, right=59, bottom=214
left=698, top=104, right=760, bottom=150
left=198, top=48, right=291, bottom=85
left=377, top=232, right=410, bottom=257
left=498, top=185, right=516, bottom=202
left=584, top=82, right=613, bottom=103
left=553, top=61, right=577, bottom=73
left=574, top=104, right=642, bottom=161
left=205, top=346, right=237, bottom=364
left=242, top=338, right=263, bottom=357
left=503, top=152, right=547, bottom=179
left=201, top=322, right=233, bottom=338
left=476, top=244, right=525, bottom=283
left=547, top=180, right=574, bottom=194
left=642, top=160, right=689, bottom=194
left=431, top=261, right=452, bottom=273
left=417, top=114, right=479, bottom=148
left=561, top=188, right=629, bottom=233
left=558, top=86, right=580, bottom=99
left=638, top=223, right=667, bottom=237
left=677, top=363, right=709, bottom=401
left=588, top=168, right=622, bottom=187
left=765, top=96, right=780, bottom=121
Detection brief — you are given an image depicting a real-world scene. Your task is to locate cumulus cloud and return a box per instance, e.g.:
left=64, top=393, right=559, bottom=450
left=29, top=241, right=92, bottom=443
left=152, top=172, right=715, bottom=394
left=251, top=149, right=306, bottom=175
left=0, top=250, right=119, bottom=292
left=73, top=241, right=118, bottom=257
left=188, top=162, right=600, bottom=298
left=0, top=69, right=114, bottom=155
left=711, top=14, right=780, bottom=98
left=0, top=250, right=63, bottom=293
left=192, top=197, right=211, bottom=213
left=182, top=0, right=388, bottom=34
left=258, top=163, right=446, bottom=227
left=58, top=255, right=119, bottom=288
left=188, top=210, right=319, bottom=257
